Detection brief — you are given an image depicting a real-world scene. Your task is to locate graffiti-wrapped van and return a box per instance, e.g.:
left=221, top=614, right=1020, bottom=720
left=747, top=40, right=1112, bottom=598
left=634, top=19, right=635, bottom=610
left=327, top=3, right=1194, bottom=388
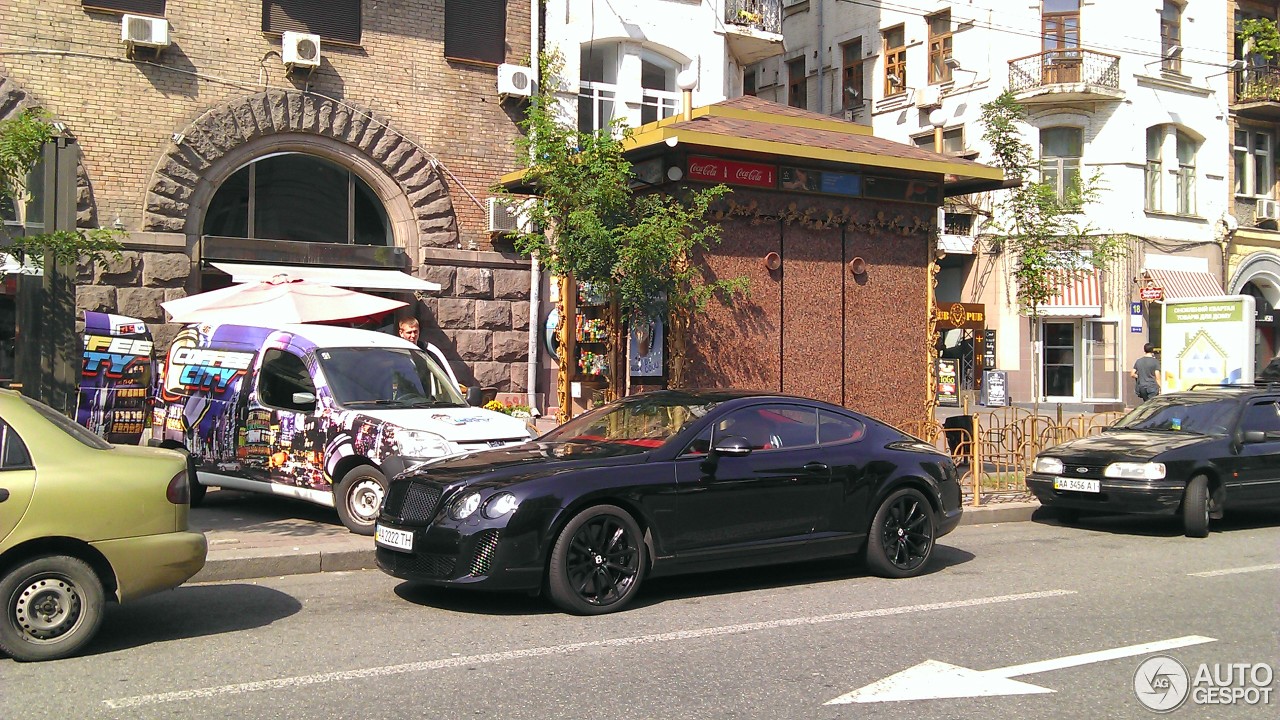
left=130, top=320, right=534, bottom=534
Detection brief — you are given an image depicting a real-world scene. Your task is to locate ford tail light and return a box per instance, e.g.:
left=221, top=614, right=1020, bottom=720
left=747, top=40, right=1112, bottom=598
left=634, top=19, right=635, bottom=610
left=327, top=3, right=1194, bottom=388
left=166, top=469, right=190, bottom=505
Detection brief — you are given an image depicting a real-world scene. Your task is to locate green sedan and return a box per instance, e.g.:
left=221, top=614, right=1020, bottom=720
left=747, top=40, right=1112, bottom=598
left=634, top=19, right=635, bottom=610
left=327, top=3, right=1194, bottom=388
left=0, top=390, right=207, bottom=662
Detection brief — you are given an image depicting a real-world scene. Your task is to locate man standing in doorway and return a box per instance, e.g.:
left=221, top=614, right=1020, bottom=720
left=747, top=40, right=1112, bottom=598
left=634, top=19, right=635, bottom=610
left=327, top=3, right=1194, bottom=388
left=1131, top=343, right=1161, bottom=404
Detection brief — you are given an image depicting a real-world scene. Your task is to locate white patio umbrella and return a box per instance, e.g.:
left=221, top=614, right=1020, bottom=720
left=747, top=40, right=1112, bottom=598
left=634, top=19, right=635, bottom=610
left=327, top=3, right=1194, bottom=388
left=162, top=274, right=407, bottom=325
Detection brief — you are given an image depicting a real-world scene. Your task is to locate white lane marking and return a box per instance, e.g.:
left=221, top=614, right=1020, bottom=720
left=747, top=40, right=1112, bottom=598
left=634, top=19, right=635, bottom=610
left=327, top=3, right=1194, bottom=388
left=826, top=635, right=1217, bottom=704
left=1189, top=563, right=1280, bottom=578
left=104, top=589, right=1074, bottom=709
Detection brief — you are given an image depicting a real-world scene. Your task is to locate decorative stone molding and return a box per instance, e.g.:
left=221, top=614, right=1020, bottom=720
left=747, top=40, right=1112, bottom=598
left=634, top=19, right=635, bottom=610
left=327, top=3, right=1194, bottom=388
left=0, top=70, right=98, bottom=228
left=142, top=89, right=458, bottom=248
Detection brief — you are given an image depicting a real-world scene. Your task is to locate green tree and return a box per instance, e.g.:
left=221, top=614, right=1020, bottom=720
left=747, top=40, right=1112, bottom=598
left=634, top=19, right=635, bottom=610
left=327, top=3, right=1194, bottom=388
left=0, top=108, right=122, bottom=275
left=498, top=54, right=746, bottom=415
left=978, top=92, right=1126, bottom=407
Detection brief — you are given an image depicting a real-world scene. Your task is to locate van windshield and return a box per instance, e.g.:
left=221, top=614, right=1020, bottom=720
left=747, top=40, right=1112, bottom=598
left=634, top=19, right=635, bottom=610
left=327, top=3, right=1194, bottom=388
left=317, top=347, right=465, bottom=409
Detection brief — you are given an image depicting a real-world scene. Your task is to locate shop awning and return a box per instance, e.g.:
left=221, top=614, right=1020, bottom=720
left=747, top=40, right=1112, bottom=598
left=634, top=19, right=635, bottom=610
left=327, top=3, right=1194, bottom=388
left=1141, top=268, right=1223, bottom=301
left=1037, top=268, right=1102, bottom=317
left=208, top=261, right=441, bottom=292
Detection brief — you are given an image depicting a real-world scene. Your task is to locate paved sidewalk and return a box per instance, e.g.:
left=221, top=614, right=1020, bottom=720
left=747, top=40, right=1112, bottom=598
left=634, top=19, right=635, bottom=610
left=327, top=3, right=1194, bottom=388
left=188, top=488, right=1042, bottom=585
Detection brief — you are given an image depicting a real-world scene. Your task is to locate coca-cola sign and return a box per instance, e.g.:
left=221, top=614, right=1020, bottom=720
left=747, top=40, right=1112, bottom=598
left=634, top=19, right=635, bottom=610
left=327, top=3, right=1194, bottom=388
left=686, top=156, right=777, bottom=188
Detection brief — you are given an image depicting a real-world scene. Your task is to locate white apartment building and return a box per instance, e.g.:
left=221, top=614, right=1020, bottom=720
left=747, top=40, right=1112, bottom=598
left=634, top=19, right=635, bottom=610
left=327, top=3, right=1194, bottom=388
left=752, top=1, right=1234, bottom=408
left=542, top=1, right=786, bottom=132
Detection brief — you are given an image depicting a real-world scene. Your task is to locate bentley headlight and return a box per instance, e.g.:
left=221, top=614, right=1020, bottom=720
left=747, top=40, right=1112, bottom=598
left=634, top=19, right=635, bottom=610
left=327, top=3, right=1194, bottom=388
left=396, top=430, right=452, bottom=459
left=483, top=492, right=519, bottom=519
left=1033, top=457, right=1064, bottom=475
left=1104, top=462, right=1166, bottom=480
left=450, top=491, right=482, bottom=520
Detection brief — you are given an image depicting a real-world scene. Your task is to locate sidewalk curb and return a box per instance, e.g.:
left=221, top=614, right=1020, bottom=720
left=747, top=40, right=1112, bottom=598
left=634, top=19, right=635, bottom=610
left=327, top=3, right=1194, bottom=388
left=192, top=542, right=377, bottom=584
left=192, top=502, right=1045, bottom=584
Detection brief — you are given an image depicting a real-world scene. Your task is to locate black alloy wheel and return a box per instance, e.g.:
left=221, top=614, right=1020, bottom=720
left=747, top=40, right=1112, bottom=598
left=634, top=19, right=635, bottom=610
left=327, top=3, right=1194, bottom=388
left=547, top=505, right=646, bottom=615
left=865, top=487, right=936, bottom=579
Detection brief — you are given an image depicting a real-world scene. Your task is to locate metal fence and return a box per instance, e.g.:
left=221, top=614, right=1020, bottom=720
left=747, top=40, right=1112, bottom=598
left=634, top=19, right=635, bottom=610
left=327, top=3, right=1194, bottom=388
left=899, top=406, right=1126, bottom=507
left=1007, top=48, right=1121, bottom=94
left=724, top=0, right=783, bottom=35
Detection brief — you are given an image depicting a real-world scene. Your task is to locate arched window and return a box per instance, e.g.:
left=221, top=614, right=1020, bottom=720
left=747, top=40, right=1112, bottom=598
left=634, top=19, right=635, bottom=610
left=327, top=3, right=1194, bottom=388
left=640, top=50, right=680, bottom=124
left=203, top=152, right=391, bottom=246
left=578, top=43, right=683, bottom=133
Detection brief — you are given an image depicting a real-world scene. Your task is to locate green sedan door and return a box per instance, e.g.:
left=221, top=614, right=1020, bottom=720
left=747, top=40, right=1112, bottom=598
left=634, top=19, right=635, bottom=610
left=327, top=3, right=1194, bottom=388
left=0, top=418, right=36, bottom=546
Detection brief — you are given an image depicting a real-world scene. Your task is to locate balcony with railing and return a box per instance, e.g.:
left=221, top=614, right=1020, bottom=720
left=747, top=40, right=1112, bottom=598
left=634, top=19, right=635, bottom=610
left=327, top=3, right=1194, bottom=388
left=1007, top=49, right=1124, bottom=104
left=723, top=0, right=785, bottom=65
left=1233, top=66, right=1280, bottom=121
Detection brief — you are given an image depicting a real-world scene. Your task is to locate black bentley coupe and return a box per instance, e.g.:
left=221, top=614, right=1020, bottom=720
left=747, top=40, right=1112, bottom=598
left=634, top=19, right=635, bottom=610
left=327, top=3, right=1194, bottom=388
left=374, top=390, right=963, bottom=614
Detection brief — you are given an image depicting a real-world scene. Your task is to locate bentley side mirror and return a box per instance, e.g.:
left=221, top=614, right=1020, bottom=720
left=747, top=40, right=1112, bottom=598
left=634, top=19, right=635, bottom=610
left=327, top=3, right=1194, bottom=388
left=466, top=386, right=484, bottom=407
left=711, top=435, right=753, bottom=457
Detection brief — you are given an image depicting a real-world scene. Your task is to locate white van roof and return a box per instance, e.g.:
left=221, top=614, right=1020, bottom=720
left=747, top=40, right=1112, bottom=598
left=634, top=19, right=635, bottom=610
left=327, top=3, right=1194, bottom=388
left=274, top=323, right=419, bottom=350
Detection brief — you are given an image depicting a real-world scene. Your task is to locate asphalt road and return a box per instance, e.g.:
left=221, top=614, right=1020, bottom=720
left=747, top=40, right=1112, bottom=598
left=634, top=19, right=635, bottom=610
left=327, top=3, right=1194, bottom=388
left=3, top=512, right=1278, bottom=720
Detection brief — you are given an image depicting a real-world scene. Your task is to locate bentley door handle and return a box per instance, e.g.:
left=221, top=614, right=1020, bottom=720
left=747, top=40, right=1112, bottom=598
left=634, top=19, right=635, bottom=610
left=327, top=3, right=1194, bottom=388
left=803, top=462, right=829, bottom=473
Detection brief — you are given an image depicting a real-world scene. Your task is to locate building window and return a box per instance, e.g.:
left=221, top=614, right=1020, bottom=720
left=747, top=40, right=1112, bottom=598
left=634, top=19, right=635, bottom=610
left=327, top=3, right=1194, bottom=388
left=1042, top=0, right=1081, bottom=83
left=744, top=69, right=758, bottom=97
left=84, top=1, right=166, bottom=14
left=640, top=52, right=680, bottom=125
left=203, top=153, right=390, bottom=246
left=1039, top=126, right=1083, bottom=203
left=841, top=39, right=864, bottom=111
left=262, top=0, right=361, bottom=45
left=1175, top=130, right=1197, bottom=215
left=1161, top=1, right=1183, bottom=73
left=578, top=44, right=681, bottom=133
left=1234, top=128, right=1273, bottom=197
left=788, top=57, right=808, bottom=109
left=444, top=0, right=506, bottom=65
left=913, top=127, right=965, bottom=155
left=579, top=44, right=619, bottom=133
left=1145, top=126, right=1163, bottom=212
left=928, top=11, right=953, bottom=84
left=883, top=25, right=906, bottom=96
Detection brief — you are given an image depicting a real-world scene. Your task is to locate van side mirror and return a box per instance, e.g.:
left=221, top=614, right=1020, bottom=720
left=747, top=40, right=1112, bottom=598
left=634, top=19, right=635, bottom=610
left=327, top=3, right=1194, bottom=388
left=292, top=392, right=316, bottom=408
left=465, top=386, right=483, bottom=407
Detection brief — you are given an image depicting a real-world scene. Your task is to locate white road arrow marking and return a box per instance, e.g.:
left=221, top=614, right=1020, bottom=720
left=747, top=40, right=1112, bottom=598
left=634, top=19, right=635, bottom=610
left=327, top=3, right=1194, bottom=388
left=826, top=635, right=1217, bottom=704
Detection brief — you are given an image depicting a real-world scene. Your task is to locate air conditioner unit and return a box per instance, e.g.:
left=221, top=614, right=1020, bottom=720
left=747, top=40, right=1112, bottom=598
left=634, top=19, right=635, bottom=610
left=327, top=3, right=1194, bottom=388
left=282, top=31, right=322, bottom=71
left=1257, top=198, right=1280, bottom=222
left=121, top=14, right=170, bottom=52
left=487, top=197, right=532, bottom=234
left=497, top=64, right=536, bottom=98
left=915, top=85, right=942, bottom=109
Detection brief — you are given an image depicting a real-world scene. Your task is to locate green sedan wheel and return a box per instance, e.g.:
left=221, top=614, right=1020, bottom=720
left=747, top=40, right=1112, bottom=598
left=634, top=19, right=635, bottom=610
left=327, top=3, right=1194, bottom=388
left=0, top=555, right=106, bottom=662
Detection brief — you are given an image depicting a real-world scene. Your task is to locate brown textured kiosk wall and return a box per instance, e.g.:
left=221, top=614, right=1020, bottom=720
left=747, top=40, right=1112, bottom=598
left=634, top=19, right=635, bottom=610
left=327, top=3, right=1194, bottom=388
left=686, top=190, right=930, bottom=430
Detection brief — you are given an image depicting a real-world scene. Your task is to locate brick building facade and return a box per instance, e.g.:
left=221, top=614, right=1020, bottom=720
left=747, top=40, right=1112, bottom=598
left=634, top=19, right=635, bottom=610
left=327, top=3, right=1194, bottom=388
left=1, top=0, right=538, bottom=397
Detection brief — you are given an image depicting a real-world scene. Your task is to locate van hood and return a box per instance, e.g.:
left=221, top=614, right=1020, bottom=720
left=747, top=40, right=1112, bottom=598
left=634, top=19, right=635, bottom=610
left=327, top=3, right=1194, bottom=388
left=356, top=407, right=531, bottom=441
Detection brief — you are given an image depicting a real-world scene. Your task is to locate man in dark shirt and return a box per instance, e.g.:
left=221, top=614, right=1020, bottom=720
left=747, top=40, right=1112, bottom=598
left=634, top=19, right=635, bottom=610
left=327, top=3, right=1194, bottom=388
left=1131, top=343, right=1161, bottom=403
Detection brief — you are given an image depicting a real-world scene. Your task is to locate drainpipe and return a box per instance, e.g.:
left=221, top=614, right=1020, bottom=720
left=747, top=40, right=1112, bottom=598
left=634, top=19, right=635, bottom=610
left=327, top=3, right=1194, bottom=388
left=526, top=0, right=542, bottom=415
left=816, top=0, right=825, bottom=114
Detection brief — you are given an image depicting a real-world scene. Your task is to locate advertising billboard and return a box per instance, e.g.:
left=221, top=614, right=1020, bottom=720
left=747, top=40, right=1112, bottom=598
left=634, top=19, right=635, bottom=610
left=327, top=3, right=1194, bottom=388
left=1161, top=296, right=1255, bottom=392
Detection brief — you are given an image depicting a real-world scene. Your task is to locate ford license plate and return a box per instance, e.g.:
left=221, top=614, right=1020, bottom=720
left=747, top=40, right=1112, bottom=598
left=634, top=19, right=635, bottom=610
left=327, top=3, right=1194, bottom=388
left=1054, top=477, right=1100, bottom=493
left=375, top=525, right=414, bottom=552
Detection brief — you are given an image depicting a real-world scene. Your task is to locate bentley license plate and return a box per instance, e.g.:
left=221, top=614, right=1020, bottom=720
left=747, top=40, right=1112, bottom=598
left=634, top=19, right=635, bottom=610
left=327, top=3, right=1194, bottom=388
left=375, top=525, right=414, bottom=552
left=1054, top=477, right=1100, bottom=493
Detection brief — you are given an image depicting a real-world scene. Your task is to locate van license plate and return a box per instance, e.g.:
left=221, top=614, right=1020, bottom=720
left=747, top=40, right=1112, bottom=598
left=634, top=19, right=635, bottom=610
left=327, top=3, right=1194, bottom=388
left=1054, top=477, right=1100, bottom=493
left=375, top=525, right=414, bottom=552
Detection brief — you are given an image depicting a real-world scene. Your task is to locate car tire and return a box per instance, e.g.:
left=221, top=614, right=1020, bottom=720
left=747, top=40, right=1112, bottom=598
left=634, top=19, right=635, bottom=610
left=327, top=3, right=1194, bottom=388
left=547, top=505, right=646, bottom=615
left=187, top=454, right=207, bottom=508
left=0, top=555, right=105, bottom=662
left=865, top=487, right=936, bottom=579
left=1182, top=475, right=1210, bottom=539
left=335, top=465, right=387, bottom=536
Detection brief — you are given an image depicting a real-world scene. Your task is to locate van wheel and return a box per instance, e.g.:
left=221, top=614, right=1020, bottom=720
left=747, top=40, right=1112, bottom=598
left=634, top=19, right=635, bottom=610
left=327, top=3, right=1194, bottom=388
left=335, top=466, right=387, bottom=535
left=187, top=455, right=207, bottom=508
left=0, top=555, right=105, bottom=662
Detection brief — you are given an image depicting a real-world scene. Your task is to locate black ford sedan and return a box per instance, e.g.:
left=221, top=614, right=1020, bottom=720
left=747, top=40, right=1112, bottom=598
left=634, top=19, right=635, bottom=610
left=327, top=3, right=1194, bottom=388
left=375, top=390, right=963, bottom=614
left=1027, top=386, right=1280, bottom=537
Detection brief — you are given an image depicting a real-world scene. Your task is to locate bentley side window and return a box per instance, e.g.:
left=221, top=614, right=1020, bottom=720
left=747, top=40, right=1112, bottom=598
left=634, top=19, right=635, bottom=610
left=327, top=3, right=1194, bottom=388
left=818, top=410, right=866, bottom=445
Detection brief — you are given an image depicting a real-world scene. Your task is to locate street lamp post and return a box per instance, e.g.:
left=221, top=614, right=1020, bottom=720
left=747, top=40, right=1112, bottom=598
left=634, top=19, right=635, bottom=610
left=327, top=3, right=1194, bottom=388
left=924, top=108, right=947, bottom=424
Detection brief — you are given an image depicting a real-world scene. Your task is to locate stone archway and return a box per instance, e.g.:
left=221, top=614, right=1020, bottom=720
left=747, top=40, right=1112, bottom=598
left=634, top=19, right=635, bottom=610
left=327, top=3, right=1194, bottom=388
left=0, top=71, right=98, bottom=228
left=143, top=89, right=458, bottom=250
left=1229, top=251, right=1280, bottom=309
